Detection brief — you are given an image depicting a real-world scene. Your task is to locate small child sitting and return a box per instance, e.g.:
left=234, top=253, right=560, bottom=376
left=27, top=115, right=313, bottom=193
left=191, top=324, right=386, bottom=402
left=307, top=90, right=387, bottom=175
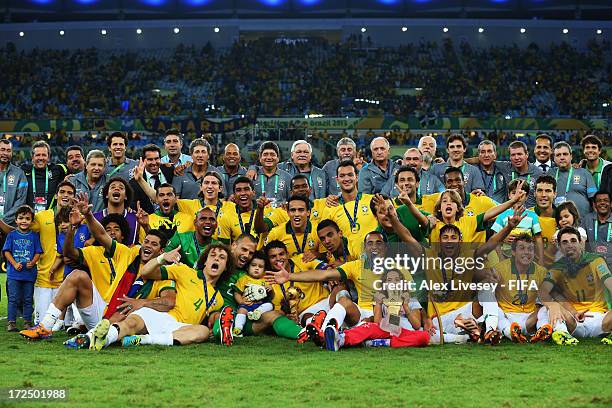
left=233, top=251, right=274, bottom=337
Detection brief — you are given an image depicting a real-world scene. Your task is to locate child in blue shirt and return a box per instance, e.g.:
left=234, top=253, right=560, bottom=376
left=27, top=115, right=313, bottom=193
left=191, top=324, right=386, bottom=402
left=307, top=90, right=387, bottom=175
left=3, top=205, right=43, bottom=332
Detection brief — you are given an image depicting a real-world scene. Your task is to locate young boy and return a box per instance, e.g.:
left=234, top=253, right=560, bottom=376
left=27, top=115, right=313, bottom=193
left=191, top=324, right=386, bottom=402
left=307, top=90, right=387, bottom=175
left=492, top=179, right=544, bottom=263
left=232, top=251, right=274, bottom=337
left=3, top=205, right=43, bottom=332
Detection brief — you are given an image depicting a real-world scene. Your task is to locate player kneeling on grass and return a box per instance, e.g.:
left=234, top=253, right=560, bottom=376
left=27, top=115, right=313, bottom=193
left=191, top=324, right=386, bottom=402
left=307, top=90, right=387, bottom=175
left=538, top=226, right=612, bottom=346
left=84, top=243, right=232, bottom=350
left=233, top=251, right=275, bottom=337
left=491, top=234, right=552, bottom=343
left=325, top=268, right=429, bottom=351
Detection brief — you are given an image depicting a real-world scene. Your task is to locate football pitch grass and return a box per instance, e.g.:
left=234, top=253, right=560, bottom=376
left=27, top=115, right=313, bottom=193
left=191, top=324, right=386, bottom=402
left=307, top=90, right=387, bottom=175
left=1, top=275, right=611, bottom=408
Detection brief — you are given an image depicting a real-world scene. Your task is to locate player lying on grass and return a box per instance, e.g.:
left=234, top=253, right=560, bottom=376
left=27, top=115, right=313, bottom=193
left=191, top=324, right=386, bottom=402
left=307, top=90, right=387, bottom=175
left=81, top=243, right=232, bottom=350
left=400, top=203, right=531, bottom=344
left=21, top=194, right=175, bottom=343
left=538, top=226, right=612, bottom=346
left=490, top=233, right=553, bottom=343
left=324, top=268, right=430, bottom=351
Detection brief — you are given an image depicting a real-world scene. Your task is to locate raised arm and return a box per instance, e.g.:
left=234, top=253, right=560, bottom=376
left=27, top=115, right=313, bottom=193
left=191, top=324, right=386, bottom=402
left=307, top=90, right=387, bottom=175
left=133, top=158, right=157, bottom=203
left=265, top=263, right=340, bottom=285
left=140, top=246, right=182, bottom=280
left=63, top=207, right=83, bottom=261
left=396, top=192, right=429, bottom=228
left=475, top=206, right=526, bottom=258
left=483, top=180, right=526, bottom=223
left=254, top=195, right=272, bottom=234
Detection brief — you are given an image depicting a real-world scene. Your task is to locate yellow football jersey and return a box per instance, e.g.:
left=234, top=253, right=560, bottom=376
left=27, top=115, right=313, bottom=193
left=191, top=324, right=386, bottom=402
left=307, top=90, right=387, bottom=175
left=136, top=279, right=177, bottom=300
left=138, top=211, right=195, bottom=243
left=530, top=207, right=556, bottom=267
left=160, top=263, right=224, bottom=324
left=493, top=258, right=547, bottom=313
left=271, top=257, right=329, bottom=315
left=31, top=209, right=62, bottom=288
left=217, top=202, right=258, bottom=243
left=424, top=193, right=496, bottom=242
left=263, top=221, right=321, bottom=257
left=430, top=213, right=486, bottom=244
left=310, top=198, right=327, bottom=224
left=545, top=255, right=611, bottom=313
left=325, top=236, right=363, bottom=265
left=79, top=241, right=141, bottom=303
left=321, top=193, right=377, bottom=244
left=423, top=248, right=476, bottom=316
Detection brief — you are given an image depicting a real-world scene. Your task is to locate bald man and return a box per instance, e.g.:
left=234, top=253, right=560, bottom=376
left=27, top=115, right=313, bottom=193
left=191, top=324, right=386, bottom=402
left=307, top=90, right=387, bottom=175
left=358, top=136, right=397, bottom=194
left=219, top=143, right=247, bottom=198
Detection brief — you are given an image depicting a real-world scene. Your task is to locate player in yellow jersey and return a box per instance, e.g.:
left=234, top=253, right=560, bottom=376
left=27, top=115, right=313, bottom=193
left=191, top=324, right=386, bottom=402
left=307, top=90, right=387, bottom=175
left=423, top=167, right=498, bottom=242
left=531, top=175, right=558, bottom=266
left=491, top=234, right=549, bottom=343
left=317, top=219, right=362, bottom=266
left=267, top=231, right=424, bottom=346
left=21, top=193, right=171, bottom=343
left=136, top=183, right=195, bottom=243
left=429, top=182, right=525, bottom=243
left=539, top=226, right=612, bottom=345
left=87, top=243, right=233, bottom=349
left=218, top=176, right=260, bottom=243
left=263, top=196, right=321, bottom=259
left=321, top=160, right=378, bottom=244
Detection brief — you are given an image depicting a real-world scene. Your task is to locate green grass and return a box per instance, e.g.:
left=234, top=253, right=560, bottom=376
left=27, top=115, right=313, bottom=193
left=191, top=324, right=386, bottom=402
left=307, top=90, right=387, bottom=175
left=0, top=273, right=611, bottom=408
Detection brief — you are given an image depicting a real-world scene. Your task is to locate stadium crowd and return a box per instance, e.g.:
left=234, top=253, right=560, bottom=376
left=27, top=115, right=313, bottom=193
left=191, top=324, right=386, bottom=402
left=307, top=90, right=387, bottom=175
left=0, top=38, right=610, bottom=119
left=2, top=129, right=611, bottom=351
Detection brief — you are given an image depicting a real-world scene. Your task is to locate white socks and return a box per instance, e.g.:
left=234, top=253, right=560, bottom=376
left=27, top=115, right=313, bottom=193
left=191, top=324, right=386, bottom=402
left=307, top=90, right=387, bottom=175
left=235, top=313, right=247, bottom=330
left=323, top=303, right=347, bottom=328
left=41, top=303, right=62, bottom=330
left=140, top=333, right=174, bottom=346
left=105, top=325, right=119, bottom=347
left=478, top=290, right=499, bottom=332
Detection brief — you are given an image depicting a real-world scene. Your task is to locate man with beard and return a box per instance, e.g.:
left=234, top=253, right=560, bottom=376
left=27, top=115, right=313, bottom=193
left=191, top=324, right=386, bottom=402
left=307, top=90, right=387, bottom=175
left=136, top=183, right=194, bottom=243
left=417, top=135, right=438, bottom=172
left=530, top=175, right=558, bottom=267
left=86, top=243, right=231, bottom=349
left=279, top=140, right=326, bottom=199
left=65, top=146, right=85, bottom=175
left=358, top=137, right=397, bottom=195
left=582, top=191, right=612, bottom=264
left=388, top=148, right=444, bottom=198
left=322, top=161, right=378, bottom=245
left=22, top=140, right=67, bottom=213
left=218, top=143, right=246, bottom=199
left=539, top=226, right=612, bottom=345
left=165, top=207, right=221, bottom=268
left=20, top=192, right=173, bottom=341
left=93, top=177, right=138, bottom=246
left=322, top=137, right=357, bottom=195
left=68, top=150, right=108, bottom=213
left=161, top=129, right=191, bottom=166
left=130, top=144, right=174, bottom=214
left=548, top=141, right=596, bottom=217
left=0, top=139, right=27, bottom=226
left=580, top=135, right=610, bottom=190
left=173, top=138, right=220, bottom=199
left=105, top=132, right=138, bottom=182
left=431, top=134, right=485, bottom=195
